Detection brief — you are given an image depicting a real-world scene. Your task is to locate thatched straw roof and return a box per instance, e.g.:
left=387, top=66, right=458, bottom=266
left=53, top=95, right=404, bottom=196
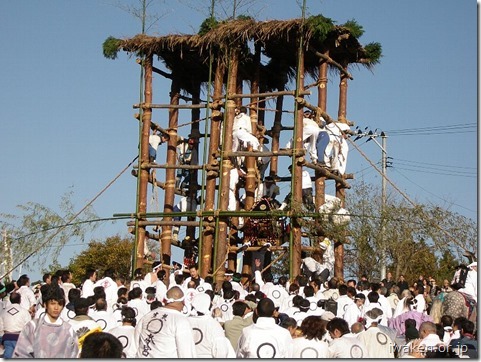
left=103, top=16, right=381, bottom=92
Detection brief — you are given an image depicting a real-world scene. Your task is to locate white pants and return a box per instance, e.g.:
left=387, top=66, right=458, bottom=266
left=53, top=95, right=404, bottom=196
left=228, top=168, right=239, bottom=211
left=286, top=125, right=320, bottom=163
left=232, top=129, right=260, bottom=151
left=316, top=132, right=349, bottom=174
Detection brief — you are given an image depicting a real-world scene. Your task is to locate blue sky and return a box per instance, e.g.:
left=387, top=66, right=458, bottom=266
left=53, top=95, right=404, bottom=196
left=0, top=0, right=477, bottom=282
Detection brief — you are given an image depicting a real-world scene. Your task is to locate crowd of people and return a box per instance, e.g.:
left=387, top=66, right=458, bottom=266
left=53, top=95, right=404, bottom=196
left=0, top=259, right=477, bottom=358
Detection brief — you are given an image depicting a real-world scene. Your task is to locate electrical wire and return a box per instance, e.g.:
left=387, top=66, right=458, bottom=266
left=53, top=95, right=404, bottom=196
left=0, top=156, right=139, bottom=281
left=384, top=123, right=475, bottom=136
left=391, top=168, right=476, bottom=215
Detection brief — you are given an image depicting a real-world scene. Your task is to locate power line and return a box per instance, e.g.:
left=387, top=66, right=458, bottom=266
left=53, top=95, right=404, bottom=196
left=392, top=161, right=476, bottom=176
left=387, top=130, right=474, bottom=136
left=392, top=165, right=476, bottom=178
left=385, top=123, right=475, bottom=134
left=391, top=168, right=476, bottom=215
left=0, top=156, right=139, bottom=281
left=392, top=158, right=477, bottom=171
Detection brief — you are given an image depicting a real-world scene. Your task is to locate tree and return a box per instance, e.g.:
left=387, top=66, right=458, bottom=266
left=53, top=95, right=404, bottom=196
left=345, top=181, right=477, bottom=284
left=68, top=235, right=134, bottom=286
left=0, top=189, right=98, bottom=281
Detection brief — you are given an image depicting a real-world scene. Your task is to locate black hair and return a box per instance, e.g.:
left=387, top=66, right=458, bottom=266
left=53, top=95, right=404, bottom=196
left=232, top=301, right=248, bottom=317
left=150, top=300, right=163, bottom=310
left=338, top=284, right=348, bottom=296
left=367, top=291, right=379, bottom=303
left=10, top=292, right=21, bottom=304
left=17, top=274, right=29, bottom=287
left=79, top=332, right=123, bottom=358
left=121, top=306, right=137, bottom=326
left=117, top=287, right=128, bottom=298
left=327, top=317, right=350, bottom=336
left=43, top=284, right=66, bottom=306
left=256, top=298, right=275, bottom=318
left=68, top=288, right=81, bottom=303
left=42, top=273, right=51, bottom=283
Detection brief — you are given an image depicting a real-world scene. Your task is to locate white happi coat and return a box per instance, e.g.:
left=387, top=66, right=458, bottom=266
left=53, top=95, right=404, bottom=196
left=357, top=326, right=395, bottom=358
left=292, top=336, right=329, bottom=358
left=109, top=324, right=137, bottom=358
left=188, top=314, right=232, bottom=358
left=134, top=306, right=197, bottom=358
left=328, top=334, right=369, bottom=358
left=236, top=317, right=293, bottom=358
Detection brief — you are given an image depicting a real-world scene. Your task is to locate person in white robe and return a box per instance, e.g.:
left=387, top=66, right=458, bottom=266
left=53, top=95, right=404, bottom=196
left=327, top=317, right=369, bottom=358
left=187, top=293, right=234, bottom=358
left=357, top=308, right=395, bottom=358
left=236, top=298, right=293, bottom=358
left=134, top=286, right=197, bottom=358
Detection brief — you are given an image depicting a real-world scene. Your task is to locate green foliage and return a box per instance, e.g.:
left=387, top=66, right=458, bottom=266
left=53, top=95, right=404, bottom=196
left=363, top=42, right=383, bottom=64
left=68, top=235, right=134, bottom=286
left=236, top=15, right=253, bottom=21
left=345, top=181, right=477, bottom=283
left=0, top=189, right=99, bottom=277
left=198, top=16, right=219, bottom=36
left=436, top=251, right=459, bottom=283
left=103, top=36, right=122, bottom=60
left=341, top=19, right=364, bottom=38
left=306, top=14, right=335, bottom=43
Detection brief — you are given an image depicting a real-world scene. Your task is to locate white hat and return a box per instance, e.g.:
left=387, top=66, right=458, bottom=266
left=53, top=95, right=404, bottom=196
left=467, top=261, right=477, bottom=268
left=191, top=293, right=211, bottom=316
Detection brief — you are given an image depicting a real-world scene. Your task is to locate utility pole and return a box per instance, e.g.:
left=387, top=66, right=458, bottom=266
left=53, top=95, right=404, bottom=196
left=380, top=132, right=388, bottom=280
left=352, top=129, right=389, bottom=279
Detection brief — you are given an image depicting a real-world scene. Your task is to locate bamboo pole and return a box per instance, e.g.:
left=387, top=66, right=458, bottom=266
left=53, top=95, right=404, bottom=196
left=290, top=33, right=305, bottom=281
left=141, top=164, right=205, bottom=170
left=334, top=60, right=350, bottom=280
left=215, top=47, right=238, bottom=288
left=314, top=54, right=329, bottom=212
left=134, top=103, right=213, bottom=109
left=159, top=76, right=180, bottom=273
left=131, top=169, right=187, bottom=197
left=228, top=90, right=310, bottom=99
left=270, top=94, right=284, bottom=176
left=136, top=55, right=153, bottom=270
left=223, top=149, right=302, bottom=158
left=127, top=220, right=214, bottom=227
left=201, top=59, right=225, bottom=277
left=303, top=162, right=352, bottom=188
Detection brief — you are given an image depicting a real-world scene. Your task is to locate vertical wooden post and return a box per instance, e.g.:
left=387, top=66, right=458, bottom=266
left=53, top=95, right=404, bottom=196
left=201, top=60, right=224, bottom=278
left=244, top=43, right=260, bottom=211
left=338, top=62, right=349, bottom=120
left=335, top=183, right=346, bottom=279
left=160, top=76, right=181, bottom=282
left=270, top=94, right=283, bottom=176
left=315, top=57, right=329, bottom=211
left=334, top=61, right=349, bottom=280
left=291, top=48, right=304, bottom=281
left=186, top=85, right=201, bottom=240
left=136, top=55, right=153, bottom=269
left=216, top=48, right=238, bottom=288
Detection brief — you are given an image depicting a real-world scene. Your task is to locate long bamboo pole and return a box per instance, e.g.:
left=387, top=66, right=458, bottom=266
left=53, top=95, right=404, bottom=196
left=136, top=55, right=153, bottom=270
left=215, top=47, right=238, bottom=289
left=159, top=76, right=180, bottom=280
left=201, top=60, right=225, bottom=277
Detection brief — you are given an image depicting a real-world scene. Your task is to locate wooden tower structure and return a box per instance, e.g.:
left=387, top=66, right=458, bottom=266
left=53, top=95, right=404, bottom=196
left=105, top=15, right=381, bottom=288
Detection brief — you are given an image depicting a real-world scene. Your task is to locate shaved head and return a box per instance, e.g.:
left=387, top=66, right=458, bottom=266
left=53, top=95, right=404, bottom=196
left=166, top=286, right=184, bottom=300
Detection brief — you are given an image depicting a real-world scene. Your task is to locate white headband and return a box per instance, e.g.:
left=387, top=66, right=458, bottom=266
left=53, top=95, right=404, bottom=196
left=164, top=296, right=185, bottom=304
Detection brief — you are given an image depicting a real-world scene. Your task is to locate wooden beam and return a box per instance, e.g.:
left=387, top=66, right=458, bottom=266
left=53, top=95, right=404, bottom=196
left=228, top=90, right=311, bottom=100
left=304, top=161, right=352, bottom=188
left=309, top=46, right=354, bottom=80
